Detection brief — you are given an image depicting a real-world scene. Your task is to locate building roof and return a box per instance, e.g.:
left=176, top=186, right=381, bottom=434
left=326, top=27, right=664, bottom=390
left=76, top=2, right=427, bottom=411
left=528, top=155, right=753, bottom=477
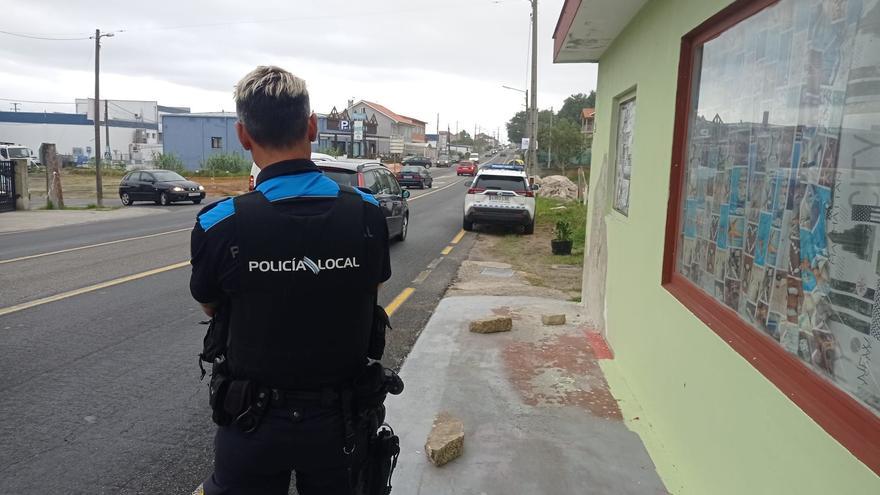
left=0, top=111, right=158, bottom=130
left=553, top=0, right=649, bottom=63
left=356, top=100, right=425, bottom=126
left=582, top=108, right=596, bottom=119
left=157, top=105, right=191, bottom=114
left=399, top=115, right=427, bottom=126
left=163, top=112, right=237, bottom=119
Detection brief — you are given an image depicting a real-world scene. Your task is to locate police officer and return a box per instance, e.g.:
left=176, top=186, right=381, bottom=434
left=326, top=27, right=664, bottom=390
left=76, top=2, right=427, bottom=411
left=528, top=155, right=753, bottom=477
left=190, top=66, right=391, bottom=494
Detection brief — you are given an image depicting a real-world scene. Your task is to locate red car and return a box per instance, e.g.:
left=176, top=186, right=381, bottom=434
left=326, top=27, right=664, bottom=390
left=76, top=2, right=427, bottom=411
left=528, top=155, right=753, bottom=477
left=456, top=161, right=477, bottom=176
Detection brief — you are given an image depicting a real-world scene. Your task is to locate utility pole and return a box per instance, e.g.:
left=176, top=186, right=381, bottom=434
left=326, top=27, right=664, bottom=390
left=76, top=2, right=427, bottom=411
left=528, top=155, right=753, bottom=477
left=10, top=102, right=20, bottom=112
left=104, top=100, right=110, bottom=162
left=91, top=28, right=115, bottom=208
left=347, top=99, right=354, bottom=158
left=528, top=0, right=538, bottom=178
left=548, top=106, right=553, bottom=169
left=474, top=123, right=478, bottom=153
left=436, top=113, right=440, bottom=159
left=447, top=124, right=451, bottom=158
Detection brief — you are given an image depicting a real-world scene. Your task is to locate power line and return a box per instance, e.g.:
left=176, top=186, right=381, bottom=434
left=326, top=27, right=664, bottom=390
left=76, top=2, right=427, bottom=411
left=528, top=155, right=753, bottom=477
left=0, top=97, right=74, bottom=105
left=0, top=29, right=91, bottom=41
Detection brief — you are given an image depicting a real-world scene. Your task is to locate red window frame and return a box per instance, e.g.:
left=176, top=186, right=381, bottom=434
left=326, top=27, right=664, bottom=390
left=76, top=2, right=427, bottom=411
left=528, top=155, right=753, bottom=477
left=661, top=0, right=880, bottom=475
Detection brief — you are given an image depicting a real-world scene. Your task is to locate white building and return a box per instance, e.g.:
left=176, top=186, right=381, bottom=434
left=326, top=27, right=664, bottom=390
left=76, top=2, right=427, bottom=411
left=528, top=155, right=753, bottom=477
left=0, top=99, right=189, bottom=165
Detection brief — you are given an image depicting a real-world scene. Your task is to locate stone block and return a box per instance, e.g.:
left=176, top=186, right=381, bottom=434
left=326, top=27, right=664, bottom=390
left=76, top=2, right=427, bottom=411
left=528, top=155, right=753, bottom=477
left=425, top=412, right=465, bottom=466
left=542, top=314, right=566, bottom=326
left=469, top=316, right=512, bottom=333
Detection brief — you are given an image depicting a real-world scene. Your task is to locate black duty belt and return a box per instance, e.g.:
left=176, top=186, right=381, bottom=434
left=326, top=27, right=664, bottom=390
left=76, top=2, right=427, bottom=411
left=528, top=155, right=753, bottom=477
left=269, top=387, right=341, bottom=408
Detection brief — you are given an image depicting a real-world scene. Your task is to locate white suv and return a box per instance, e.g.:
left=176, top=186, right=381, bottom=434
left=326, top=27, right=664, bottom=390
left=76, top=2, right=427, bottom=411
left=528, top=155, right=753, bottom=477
left=463, top=167, right=536, bottom=234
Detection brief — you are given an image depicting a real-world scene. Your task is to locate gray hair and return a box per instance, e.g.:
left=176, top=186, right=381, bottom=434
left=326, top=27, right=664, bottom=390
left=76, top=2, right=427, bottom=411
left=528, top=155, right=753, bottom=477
left=234, top=66, right=311, bottom=148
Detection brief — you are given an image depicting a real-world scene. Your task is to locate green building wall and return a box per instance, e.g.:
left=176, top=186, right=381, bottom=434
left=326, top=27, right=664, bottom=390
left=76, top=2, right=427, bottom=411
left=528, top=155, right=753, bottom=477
left=586, top=0, right=880, bottom=492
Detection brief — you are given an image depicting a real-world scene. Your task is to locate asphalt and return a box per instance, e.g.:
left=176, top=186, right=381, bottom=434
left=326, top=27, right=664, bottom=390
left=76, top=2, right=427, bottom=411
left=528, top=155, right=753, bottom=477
left=0, top=157, right=500, bottom=494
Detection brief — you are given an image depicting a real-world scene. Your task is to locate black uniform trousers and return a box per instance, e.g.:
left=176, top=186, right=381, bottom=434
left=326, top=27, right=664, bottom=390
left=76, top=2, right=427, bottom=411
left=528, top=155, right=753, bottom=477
left=202, top=403, right=368, bottom=495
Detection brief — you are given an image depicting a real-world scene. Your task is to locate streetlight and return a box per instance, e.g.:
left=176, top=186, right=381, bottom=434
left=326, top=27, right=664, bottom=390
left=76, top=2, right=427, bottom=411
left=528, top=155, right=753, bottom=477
left=502, top=85, right=529, bottom=168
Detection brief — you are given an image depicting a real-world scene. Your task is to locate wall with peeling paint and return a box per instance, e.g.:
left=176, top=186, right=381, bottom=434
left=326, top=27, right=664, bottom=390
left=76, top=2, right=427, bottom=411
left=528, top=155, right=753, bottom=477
left=582, top=0, right=880, bottom=493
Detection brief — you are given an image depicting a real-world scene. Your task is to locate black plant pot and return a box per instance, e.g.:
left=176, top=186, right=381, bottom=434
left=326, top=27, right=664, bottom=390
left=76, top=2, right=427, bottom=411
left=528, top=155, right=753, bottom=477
left=551, top=239, right=572, bottom=255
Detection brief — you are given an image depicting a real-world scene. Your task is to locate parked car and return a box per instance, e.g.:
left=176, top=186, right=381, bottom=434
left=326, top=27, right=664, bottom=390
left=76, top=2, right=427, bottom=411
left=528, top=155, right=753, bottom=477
left=396, top=165, right=433, bottom=189
left=456, top=161, right=477, bottom=176
left=462, top=168, right=536, bottom=234
left=402, top=156, right=432, bottom=169
left=118, top=170, right=205, bottom=206
left=248, top=152, right=336, bottom=191
left=320, top=160, right=411, bottom=241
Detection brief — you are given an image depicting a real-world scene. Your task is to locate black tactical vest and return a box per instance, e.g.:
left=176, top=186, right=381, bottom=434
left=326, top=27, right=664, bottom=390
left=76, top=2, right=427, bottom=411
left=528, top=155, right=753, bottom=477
left=227, top=186, right=375, bottom=390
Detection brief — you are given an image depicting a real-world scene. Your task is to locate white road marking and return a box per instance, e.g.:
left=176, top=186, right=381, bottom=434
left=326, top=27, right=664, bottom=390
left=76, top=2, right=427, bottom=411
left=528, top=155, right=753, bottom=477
left=0, top=228, right=191, bottom=265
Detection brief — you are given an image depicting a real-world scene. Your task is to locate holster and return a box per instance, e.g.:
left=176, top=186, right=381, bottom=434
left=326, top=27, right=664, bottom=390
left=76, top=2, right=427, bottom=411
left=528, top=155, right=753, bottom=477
left=368, top=305, right=391, bottom=360
left=357, top=424, right=400, bottom=495
left=207, top=358, right=269, bottom=432
left=352, top=364, right=403, bottom=494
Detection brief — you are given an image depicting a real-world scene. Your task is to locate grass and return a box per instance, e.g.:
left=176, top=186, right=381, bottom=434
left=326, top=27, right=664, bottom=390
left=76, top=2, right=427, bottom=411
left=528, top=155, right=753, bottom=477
left=475, top=195, right=588, bottom=298
left=536, top=196, right=588, bottom=261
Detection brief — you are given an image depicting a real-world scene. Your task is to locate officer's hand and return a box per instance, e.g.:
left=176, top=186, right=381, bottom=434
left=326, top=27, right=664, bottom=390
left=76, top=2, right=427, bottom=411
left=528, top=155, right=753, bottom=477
left=200, top=303, right=217, bottom=318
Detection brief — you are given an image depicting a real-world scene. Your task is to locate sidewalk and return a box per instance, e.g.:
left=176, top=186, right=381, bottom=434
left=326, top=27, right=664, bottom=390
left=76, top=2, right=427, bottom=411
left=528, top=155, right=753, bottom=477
left=386, top=262, right=670, bottom=494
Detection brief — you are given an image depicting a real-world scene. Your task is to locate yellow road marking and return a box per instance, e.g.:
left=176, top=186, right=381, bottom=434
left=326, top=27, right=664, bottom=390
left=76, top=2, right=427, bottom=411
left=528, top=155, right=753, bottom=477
left=0, top=228, right=191, bottom=265
left=0, top=261, right=190, bottom=317
left=385, top=287, right=415, bottom=317
left=450, top=229, right=465, bottom=244
left=441, top=246, right=453, bottom=255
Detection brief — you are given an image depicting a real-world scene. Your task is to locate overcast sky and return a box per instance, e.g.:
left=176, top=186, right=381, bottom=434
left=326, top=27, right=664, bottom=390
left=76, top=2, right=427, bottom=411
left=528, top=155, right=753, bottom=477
left=0, top=0, right=596, bottom=142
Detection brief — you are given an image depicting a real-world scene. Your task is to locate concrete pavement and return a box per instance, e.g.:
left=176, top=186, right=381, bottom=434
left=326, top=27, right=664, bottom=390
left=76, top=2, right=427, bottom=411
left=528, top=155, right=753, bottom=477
left=386, top=272, right=669, bottom=493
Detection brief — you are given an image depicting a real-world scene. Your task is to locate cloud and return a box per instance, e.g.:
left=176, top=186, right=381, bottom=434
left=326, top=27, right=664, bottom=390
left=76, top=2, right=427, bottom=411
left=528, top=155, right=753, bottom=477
left=0, top=0, right=597, bottom=140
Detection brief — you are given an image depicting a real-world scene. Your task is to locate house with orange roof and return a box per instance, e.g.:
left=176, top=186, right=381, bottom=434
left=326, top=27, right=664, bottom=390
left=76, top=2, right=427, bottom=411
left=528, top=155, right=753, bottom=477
left=348, top=100, right=428, bottom=157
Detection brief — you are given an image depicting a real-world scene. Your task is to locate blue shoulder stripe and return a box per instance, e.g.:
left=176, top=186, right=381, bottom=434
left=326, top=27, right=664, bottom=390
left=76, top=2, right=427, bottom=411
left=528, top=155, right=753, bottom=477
left=198, top=198, right=234, bottom=231
left=351, top=186, right=380, bottom=207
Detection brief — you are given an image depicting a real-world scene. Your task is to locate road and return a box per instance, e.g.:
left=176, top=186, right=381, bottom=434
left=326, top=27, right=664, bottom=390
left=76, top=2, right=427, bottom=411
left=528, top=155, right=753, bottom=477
left=0, top=159, right=492, bottom=493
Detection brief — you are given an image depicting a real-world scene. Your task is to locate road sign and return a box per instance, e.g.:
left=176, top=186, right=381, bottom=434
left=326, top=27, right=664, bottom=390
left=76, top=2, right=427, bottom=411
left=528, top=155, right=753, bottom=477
left=340, top=120, right=351, bottom=131
left=521, top=138, right=529, bottom=150
left=354, top=120, right=364, bottom=140
left=351, top=112, right=367, bottom=121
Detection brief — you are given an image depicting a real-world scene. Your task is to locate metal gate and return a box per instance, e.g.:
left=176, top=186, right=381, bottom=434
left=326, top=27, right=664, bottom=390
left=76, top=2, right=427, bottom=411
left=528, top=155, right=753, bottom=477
left=0, top=160, right=14, bottom=212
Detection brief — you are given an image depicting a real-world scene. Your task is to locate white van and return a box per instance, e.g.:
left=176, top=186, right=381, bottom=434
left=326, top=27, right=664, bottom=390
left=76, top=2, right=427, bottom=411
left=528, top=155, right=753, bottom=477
left=469, top=152, right=480, bottom=163
left=0, top=145, right=39, bottom=168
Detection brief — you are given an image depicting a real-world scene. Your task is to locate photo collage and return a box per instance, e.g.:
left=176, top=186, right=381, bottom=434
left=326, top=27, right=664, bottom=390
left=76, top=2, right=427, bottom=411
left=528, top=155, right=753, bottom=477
left=676, top=0, right=880, bottom=415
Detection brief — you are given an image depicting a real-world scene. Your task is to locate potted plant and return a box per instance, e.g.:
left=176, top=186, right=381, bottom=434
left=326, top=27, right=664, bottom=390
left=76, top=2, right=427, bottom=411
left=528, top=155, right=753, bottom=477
left=551, top=220, right=574, bottom=255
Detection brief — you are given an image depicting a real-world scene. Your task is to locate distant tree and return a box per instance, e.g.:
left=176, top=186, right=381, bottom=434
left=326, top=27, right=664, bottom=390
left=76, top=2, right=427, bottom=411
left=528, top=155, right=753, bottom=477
left=506, top=110, right=527, bottom=145
left=152, top=152, right=186, bottom=173
left=557, top=91, right=596, bottom=125
left=453, top=130, right=473, bottom=145
left=549, top=119, right=584, bottom=169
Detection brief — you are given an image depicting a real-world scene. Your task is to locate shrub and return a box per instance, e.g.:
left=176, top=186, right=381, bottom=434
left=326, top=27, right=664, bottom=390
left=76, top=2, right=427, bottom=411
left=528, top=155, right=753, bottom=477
left=202, top=153, right=250, bottom=174
left=153, top=152, right=186, bottom=173
left=554, top=220, right=573, bottom=241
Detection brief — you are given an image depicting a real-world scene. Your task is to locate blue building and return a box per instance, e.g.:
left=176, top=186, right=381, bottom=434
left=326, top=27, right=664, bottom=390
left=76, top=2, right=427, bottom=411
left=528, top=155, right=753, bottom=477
left=162, top=112, right=328, bottom=170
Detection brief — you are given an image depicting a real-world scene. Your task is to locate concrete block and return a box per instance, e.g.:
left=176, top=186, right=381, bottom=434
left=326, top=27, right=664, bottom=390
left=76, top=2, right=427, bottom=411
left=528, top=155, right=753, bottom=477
left=425, top=412, right=464, bottom=466
left=469, top=316, right=512, bottom=333
left=541, top=314, right=566, bottom=326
